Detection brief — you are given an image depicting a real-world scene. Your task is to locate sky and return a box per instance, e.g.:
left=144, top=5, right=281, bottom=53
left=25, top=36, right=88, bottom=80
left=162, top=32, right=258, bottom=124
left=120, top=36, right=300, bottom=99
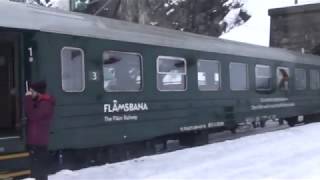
left=220, top=0, right=320, bottom=46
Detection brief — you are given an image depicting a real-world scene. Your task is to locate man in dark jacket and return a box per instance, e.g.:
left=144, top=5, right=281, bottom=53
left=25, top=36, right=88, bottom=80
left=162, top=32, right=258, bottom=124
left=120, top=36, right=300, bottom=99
left=24, top=81, right=55, bottom=180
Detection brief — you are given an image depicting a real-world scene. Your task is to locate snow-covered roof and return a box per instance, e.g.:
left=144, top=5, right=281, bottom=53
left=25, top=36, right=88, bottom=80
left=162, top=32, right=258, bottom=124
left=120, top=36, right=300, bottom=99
left=2, top=1, right=320, bottom=65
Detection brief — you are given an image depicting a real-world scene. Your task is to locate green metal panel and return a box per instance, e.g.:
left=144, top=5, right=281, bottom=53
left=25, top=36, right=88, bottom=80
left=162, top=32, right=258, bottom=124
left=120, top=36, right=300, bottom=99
left=27, top=32, right=320, bottom=150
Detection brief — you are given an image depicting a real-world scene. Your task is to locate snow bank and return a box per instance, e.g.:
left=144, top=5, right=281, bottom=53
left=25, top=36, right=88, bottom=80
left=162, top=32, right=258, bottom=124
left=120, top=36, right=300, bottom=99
left=49, top=123, right=320, bottom=180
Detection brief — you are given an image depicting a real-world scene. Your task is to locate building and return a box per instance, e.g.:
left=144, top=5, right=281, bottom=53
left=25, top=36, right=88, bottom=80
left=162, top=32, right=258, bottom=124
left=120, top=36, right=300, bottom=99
left=269, top=3, right=320, bottom=55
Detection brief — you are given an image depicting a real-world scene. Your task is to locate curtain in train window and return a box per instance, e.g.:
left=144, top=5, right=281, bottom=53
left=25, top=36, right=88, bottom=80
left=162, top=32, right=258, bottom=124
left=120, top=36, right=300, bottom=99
left=295, top=68, right=306, bottom=90
left=255, top=65, right=272, bottom=90
left=61, top=47, right=85, bottom=92
left=277, top=67, right=289, bottom=91
left=310, top=70, right=320, bottom=90
left=157, top=56, right=186, bottom=91
left=198, top=60, right=220, bottom=91
left=103, top=51, right=142, bottom=92
left=230, top=62, right=248, bottom=90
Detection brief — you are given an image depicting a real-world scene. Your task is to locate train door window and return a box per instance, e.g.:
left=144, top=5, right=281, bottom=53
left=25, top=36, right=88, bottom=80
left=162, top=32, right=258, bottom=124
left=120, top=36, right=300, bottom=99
left=61, top=47, right=85, bottom=92
left=255, top=65, right=272, bottom=90
left=310, top=70, right=320, bottom=90
left=295, top=68, right=306, bottom=90
left=103, top=51, right=142, bottom=92
left=277, top=67, right=289, bottom=91
left=157, top=56, right=187, bottom=91
left=197, top=60, right=220, bottom=91
left=229, top=62, right=248, bottom=91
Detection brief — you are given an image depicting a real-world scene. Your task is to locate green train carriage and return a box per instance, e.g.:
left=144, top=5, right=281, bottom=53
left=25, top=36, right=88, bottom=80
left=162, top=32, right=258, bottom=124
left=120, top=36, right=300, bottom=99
left=1, top=1, right=320, bottom=179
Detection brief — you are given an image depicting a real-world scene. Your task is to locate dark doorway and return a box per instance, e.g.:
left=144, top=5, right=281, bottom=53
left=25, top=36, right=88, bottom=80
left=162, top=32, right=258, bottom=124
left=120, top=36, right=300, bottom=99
left=0, top=42, right=17, bottom=136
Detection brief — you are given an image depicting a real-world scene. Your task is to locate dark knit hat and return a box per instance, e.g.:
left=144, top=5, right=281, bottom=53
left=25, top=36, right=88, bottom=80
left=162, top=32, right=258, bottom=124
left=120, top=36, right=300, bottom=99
left=30, top=81, right=47, bottom=94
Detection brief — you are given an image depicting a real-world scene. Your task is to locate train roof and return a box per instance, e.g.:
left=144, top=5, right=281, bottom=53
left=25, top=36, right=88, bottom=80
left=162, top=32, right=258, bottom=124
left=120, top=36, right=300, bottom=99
left=2, top=1, right=320, bottom=66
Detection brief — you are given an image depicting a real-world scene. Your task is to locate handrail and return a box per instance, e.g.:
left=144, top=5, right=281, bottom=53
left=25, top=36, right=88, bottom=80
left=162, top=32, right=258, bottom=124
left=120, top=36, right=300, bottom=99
left=0, top=152, right=29, bottom=161
left=0, top=170, right=31, bottom=179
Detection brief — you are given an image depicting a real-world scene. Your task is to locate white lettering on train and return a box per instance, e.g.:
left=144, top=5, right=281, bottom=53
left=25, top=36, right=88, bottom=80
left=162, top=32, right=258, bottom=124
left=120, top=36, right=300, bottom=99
left=104, top=100, right=148, bottom=113
left=251, top=102, right=295, bottom=110
left=260, top=97, right=289, bottom=103
left=180, top=122, right=225, bottom=132
left=104, top=115, right=138, bottom=122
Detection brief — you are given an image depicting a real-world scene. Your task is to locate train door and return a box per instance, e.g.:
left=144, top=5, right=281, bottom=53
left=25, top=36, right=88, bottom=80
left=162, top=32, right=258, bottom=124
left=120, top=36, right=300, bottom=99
left=0, top=32, right=31, bottom=180
left=0, top=39, right=19, bottom=138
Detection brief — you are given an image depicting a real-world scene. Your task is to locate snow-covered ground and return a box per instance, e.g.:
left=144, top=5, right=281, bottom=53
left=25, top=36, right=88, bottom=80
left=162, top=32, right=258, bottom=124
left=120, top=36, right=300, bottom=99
left=221, top=0, right=320, bottom=46
left=42, top=123, right=320, bottom=180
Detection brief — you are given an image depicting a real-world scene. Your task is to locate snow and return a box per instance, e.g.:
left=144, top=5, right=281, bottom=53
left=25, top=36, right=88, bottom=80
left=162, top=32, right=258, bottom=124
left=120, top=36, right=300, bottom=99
left=50, top=0, right=69, bottom=10
left=166, top=8, right=175, bottom=16
left=168, top=0, right=186, bottom=6
left=221, top=8, right=242, bottom=32
left=25, top=0, right=69, bottom=10
left=224, top=0, right=239, bottom=6
left=38, top=123, right=320, bottom=180
left=220, top=0, right=320, bottom=46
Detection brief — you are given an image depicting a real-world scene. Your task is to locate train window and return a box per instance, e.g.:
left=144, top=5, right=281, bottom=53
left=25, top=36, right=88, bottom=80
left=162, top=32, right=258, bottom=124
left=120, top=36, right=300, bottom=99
left=229, top=62, right=248, bottom=91
left=277, top=67, right=289, bottom=91
left=197, top=60, right=220, bottom=91
left=102, top=51, right=142, bottom=92
left=61, top=47, right=85, bottom=92
left=310, top=70, right=320, bottom=90
left=255, top=65, right=272, bottom=90
left=295, top=68, right=306, bottom=90
left=157, top=56, right=187, bottom=91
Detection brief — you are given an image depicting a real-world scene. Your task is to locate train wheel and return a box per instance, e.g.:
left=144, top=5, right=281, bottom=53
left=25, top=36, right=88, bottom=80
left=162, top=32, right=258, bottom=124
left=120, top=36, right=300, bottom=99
left=179, top=131, right=209, bottom=147
left=287, top=120, right=296, bottom=127
left=260, top=120, right=266, bottom=128
left=278, top=119, right=285, bottom=125
left=286, top=117, right=297, bottom=127
left=230, top=128, right=237, bottom=134
left=144, top=140, right=157, bottom=155
left=252, top=121, right=257, bottom=128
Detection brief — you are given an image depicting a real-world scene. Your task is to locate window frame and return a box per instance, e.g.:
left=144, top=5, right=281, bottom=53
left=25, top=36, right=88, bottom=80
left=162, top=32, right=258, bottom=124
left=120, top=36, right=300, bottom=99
left=294, top=68, right=307, bottom=90
left=229, top=62, right=249, bottom=91
left=255, top=64, right=272, bottom=91
left=156, top=56, right=187, bottom=92
left=60, top=46, right=86, bottom=93
left=197, top=59, right=221, bottom=91
left=310, top=69, right=320, bottom=90
left=102, top=50, right=144, bottom=92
